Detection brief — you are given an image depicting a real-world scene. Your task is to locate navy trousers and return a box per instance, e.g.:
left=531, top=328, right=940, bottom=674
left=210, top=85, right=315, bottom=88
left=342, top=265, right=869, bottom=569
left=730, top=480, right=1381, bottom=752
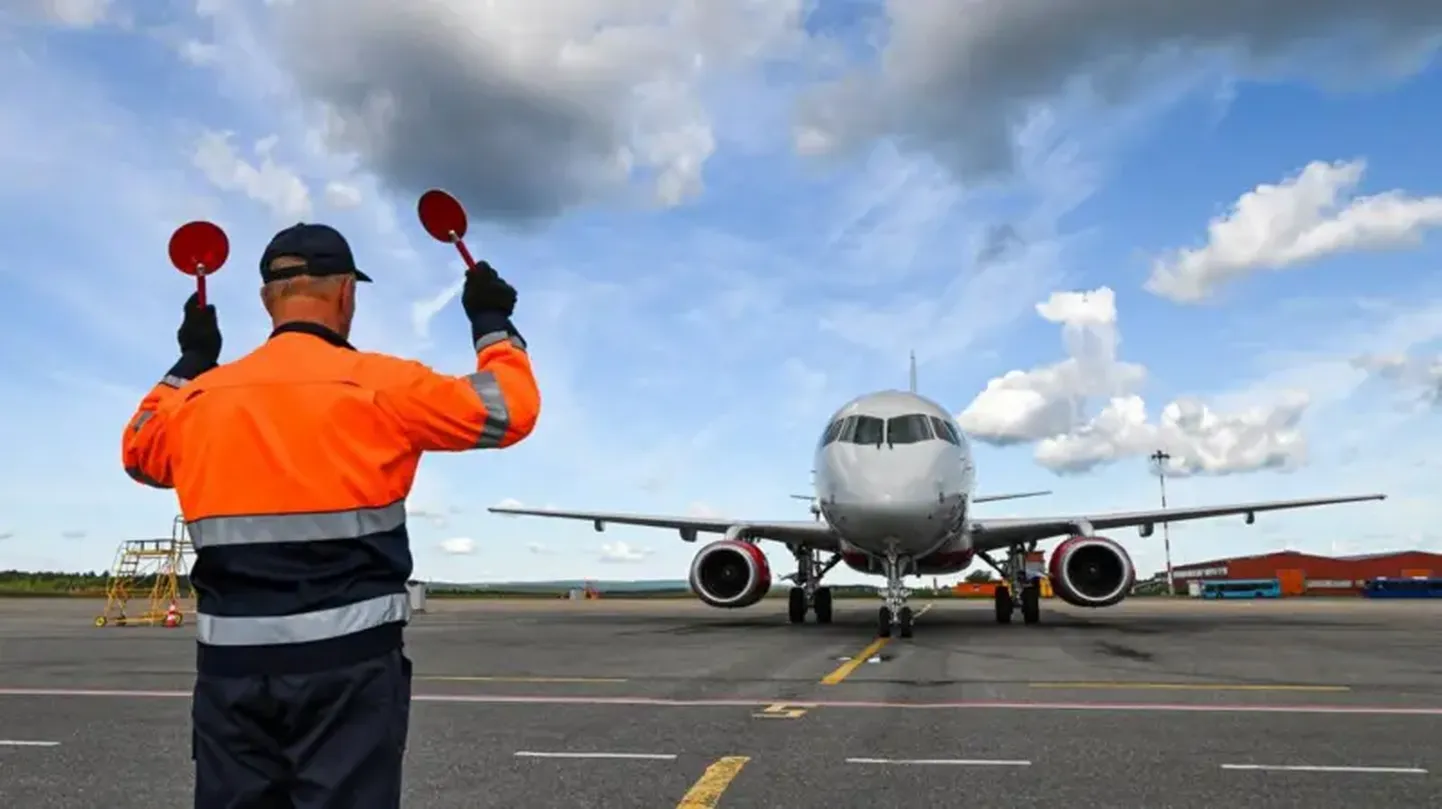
left=192, top=650, right=412, bottom=809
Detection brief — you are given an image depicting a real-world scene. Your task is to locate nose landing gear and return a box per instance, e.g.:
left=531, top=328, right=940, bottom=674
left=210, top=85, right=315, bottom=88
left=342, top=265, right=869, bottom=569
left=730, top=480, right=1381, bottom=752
left=877, top=541, right=914, bottom=638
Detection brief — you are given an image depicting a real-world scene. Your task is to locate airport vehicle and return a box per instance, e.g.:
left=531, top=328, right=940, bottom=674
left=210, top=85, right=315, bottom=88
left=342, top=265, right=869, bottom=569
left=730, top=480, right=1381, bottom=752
left=1362, top=577, right=1442, bottom=598
left=1199, top=579, right=1282, bottom=599
left=490, top=359, right=1387, bottom=638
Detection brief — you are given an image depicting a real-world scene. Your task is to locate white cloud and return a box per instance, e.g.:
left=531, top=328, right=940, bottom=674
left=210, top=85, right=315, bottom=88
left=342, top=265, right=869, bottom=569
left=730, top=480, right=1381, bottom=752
left=958, top=286, right=1309, bottom=475
left=191, top=130, right=313, bottom=220
left=19, top=0, right=113, bottom=27
left=1147, top=159, right=1442, bottom=302
left=957, top=288, right=1145, bottom=444
left=410, top=276, right=464, bottom=341
left=324, top=180, right=362, bottom=209
left=1353, top=353, right=1442, bottom=407
left=60, top=529, right=87, bottom=540
left=0, top=531, right=14, bottom=541
left=526, top=542, right=554, bottom=555
left=178, top=40, right=220, bottom=67
left=599, top=541, right=650, bottom=564
left=439, top=537, right=476, bottom=555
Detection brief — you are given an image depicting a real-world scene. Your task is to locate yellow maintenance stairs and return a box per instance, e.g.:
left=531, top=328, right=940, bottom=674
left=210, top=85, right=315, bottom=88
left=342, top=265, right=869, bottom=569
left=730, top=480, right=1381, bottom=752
left=94, top=516, right=195, bottom=628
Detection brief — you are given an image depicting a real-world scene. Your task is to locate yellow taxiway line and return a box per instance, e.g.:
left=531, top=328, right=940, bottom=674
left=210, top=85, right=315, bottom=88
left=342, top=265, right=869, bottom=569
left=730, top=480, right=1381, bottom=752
left=1029, top=682, right=1350, bottom=692
left=676, top=756, right=751, bottom=808
left=821, top=637, right=890, bottom=685
left=818, top=601, right=932, bottom=685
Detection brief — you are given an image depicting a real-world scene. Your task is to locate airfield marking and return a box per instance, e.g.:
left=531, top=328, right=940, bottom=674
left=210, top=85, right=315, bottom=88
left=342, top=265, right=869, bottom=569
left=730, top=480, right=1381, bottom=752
left=1029, top=682, right=1351, bottom=693
left=821, top=637, right=890, bottom=685
left=515, top=751, right=676, bottom=761
left=421, top=676, right=629, bottom=684
left=5, top=688, right=1442, bottom=716
left=847, top=757, right=1031, bottom=767
left=675, top=755, right=750, bottom=808
left=1221, top=763, right=1428, bottom=775
left=0, top=739, right=59, bottom=747
left=752, top=703, right=808, bottom=719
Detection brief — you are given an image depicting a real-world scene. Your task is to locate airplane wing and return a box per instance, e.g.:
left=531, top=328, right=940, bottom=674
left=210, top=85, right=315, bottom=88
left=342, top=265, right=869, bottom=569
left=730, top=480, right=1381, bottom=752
left=973, top=490, right=1052, bottom=504
left=486, top=506, right=840, bottom=550
left=968, top=494, right=1386, bottom=553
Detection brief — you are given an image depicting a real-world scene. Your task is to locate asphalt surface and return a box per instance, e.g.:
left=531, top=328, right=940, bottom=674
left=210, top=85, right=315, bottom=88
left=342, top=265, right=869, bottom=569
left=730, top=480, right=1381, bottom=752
left=2, top=596, right=1441, bottom=808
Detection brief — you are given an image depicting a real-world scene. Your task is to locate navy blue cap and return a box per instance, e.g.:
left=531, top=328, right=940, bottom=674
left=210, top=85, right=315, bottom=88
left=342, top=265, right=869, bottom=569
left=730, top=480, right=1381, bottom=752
left=259, top=223, right=373, bottom=283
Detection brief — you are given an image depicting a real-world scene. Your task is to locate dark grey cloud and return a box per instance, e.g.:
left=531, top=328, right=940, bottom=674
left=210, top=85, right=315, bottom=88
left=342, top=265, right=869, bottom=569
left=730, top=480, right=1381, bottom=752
left=269, top=1, right=805, bottom=226
left=798, top=0, right=1442, bottom=183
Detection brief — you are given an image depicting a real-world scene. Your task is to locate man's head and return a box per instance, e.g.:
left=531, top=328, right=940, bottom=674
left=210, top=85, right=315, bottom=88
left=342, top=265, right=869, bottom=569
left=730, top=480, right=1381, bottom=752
left=258, top=223, right=372, bottom=338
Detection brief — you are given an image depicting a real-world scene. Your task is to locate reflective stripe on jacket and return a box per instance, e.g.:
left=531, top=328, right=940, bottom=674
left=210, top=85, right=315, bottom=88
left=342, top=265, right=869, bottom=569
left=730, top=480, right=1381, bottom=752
left=121, top=320, right=539, bottom=675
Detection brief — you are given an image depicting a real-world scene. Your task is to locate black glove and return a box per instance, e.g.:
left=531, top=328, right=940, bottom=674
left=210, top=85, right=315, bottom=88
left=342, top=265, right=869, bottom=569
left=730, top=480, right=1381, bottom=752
left=166, top=292, right=222, bottom=383
left=462, top=261, right=522, bottom=348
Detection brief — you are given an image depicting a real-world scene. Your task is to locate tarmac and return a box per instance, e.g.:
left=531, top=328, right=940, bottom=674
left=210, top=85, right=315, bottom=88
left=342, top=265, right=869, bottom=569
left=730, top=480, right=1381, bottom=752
left=2, top=595, right=1442, bottom=808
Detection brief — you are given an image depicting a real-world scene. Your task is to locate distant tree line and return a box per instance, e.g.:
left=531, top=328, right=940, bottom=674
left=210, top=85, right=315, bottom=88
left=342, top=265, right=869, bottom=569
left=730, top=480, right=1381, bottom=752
left=0, top=570, right=192, bottom=596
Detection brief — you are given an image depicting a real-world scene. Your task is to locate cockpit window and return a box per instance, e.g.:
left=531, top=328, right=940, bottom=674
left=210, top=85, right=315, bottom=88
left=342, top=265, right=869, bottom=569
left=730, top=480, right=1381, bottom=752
left=820, top=418, right=846, bottom=446
left=930, top=416, right=961, bottom=445
left=886, top=414, right=934, bottom=445
left=845, top=415, right=885, bottom=446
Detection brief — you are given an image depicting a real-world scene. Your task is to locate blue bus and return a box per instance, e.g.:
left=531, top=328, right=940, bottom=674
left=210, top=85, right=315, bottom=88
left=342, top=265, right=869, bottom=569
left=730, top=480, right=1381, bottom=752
left=1361, top=578, right=1442, bottom=599
left=1200, top=579, right=1282, bottom=599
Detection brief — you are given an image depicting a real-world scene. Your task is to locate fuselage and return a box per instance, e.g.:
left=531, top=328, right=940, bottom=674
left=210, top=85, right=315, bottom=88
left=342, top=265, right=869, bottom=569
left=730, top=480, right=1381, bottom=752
left=812, top=390, right=976, bottom=571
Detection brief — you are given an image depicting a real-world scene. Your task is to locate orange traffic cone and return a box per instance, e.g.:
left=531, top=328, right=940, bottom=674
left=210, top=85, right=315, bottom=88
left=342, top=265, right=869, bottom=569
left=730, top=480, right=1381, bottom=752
left=164, top=600, right=182, bottom=628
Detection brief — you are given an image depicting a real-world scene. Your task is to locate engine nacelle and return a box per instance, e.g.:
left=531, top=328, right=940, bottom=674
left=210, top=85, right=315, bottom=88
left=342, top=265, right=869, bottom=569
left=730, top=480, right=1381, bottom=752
left=688, top=540, right=772, bottom=608
left=1048, top=535, right=1135, bottom=608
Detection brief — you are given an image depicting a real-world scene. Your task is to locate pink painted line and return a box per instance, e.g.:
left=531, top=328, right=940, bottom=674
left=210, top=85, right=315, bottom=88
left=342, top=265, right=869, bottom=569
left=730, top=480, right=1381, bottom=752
left=1, top=687, right=1441, bottom=716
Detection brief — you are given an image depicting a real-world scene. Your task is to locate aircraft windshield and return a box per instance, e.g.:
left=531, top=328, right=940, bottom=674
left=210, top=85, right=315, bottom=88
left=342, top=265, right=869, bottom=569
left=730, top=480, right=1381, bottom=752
left=846, top=415, right=884, bottom=445
left=820, top=417, right=847, bottom=446
left=886, top=414, right=934, bottom=445
left=930, top=416, right=962, bottom=445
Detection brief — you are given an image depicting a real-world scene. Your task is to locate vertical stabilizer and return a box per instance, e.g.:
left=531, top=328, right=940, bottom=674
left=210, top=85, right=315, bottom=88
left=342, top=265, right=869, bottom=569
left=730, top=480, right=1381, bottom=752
left=908, top=350, right=917, bottom=393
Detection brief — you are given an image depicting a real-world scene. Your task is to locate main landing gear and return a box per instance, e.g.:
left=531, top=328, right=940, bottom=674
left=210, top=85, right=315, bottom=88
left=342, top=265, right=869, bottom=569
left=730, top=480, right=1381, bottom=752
left=877, top=540, right=914, bottom=639
left=786, top=547, right=839, bottom=625
left=982, top=544, right=1042, bottom=626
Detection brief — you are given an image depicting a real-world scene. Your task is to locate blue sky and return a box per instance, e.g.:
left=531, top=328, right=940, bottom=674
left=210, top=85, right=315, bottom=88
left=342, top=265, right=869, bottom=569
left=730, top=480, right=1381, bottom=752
left=3, top=1, right=1442, bottom=585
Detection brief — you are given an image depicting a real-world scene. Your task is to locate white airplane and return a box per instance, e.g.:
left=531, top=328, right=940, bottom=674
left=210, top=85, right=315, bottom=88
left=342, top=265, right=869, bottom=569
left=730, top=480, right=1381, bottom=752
left=490, top=358, right=1386, bottom=638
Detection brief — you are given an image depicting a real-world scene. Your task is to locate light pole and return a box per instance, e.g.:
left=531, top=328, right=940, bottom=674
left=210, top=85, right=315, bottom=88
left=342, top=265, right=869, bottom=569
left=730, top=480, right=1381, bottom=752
left=1150, top=449, right=1175, bottom=595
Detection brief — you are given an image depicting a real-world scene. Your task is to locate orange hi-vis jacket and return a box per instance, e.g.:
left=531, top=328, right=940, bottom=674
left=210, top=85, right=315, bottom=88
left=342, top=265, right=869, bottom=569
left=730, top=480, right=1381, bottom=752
left=121, top=321, right=539, bottom=675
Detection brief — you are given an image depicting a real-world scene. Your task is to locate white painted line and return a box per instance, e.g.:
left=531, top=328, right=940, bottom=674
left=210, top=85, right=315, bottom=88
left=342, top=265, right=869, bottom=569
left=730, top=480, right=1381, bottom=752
left=0, top=740, right=59, bottom=747
left=847, top=757, right=1031, bottom=767
left=515, top=751, right=677, bottom=761
left=1221, top=764, right=1427, bottom=775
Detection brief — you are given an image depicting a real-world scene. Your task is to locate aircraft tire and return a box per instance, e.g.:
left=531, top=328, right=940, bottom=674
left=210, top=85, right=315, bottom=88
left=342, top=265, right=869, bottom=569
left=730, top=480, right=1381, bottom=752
left=1021, top=584, right=1041, bottom=624
left=813, top=587, right=833, bottom=624
left=788, top=587, right=806, bottom=624
left=877, top=606, right=892, bottom=638
left=994, top=587, right=1013, bottom=624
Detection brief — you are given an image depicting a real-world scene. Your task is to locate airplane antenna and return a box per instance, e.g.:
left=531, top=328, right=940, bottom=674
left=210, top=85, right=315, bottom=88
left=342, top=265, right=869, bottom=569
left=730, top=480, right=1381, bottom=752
left=908, top=350, right=917, bottom=394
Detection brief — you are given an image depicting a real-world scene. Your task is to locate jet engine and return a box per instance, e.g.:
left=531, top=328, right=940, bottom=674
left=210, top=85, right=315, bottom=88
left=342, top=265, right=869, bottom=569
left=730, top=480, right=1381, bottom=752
left=689, top=540, right=772, bottom=608
left=1048, top=535, right=1135, bottom=608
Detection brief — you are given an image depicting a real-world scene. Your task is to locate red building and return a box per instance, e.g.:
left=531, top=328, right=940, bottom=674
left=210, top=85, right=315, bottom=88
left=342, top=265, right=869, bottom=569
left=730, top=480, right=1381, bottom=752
left=1170, top=550, right=1442, bottom=596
